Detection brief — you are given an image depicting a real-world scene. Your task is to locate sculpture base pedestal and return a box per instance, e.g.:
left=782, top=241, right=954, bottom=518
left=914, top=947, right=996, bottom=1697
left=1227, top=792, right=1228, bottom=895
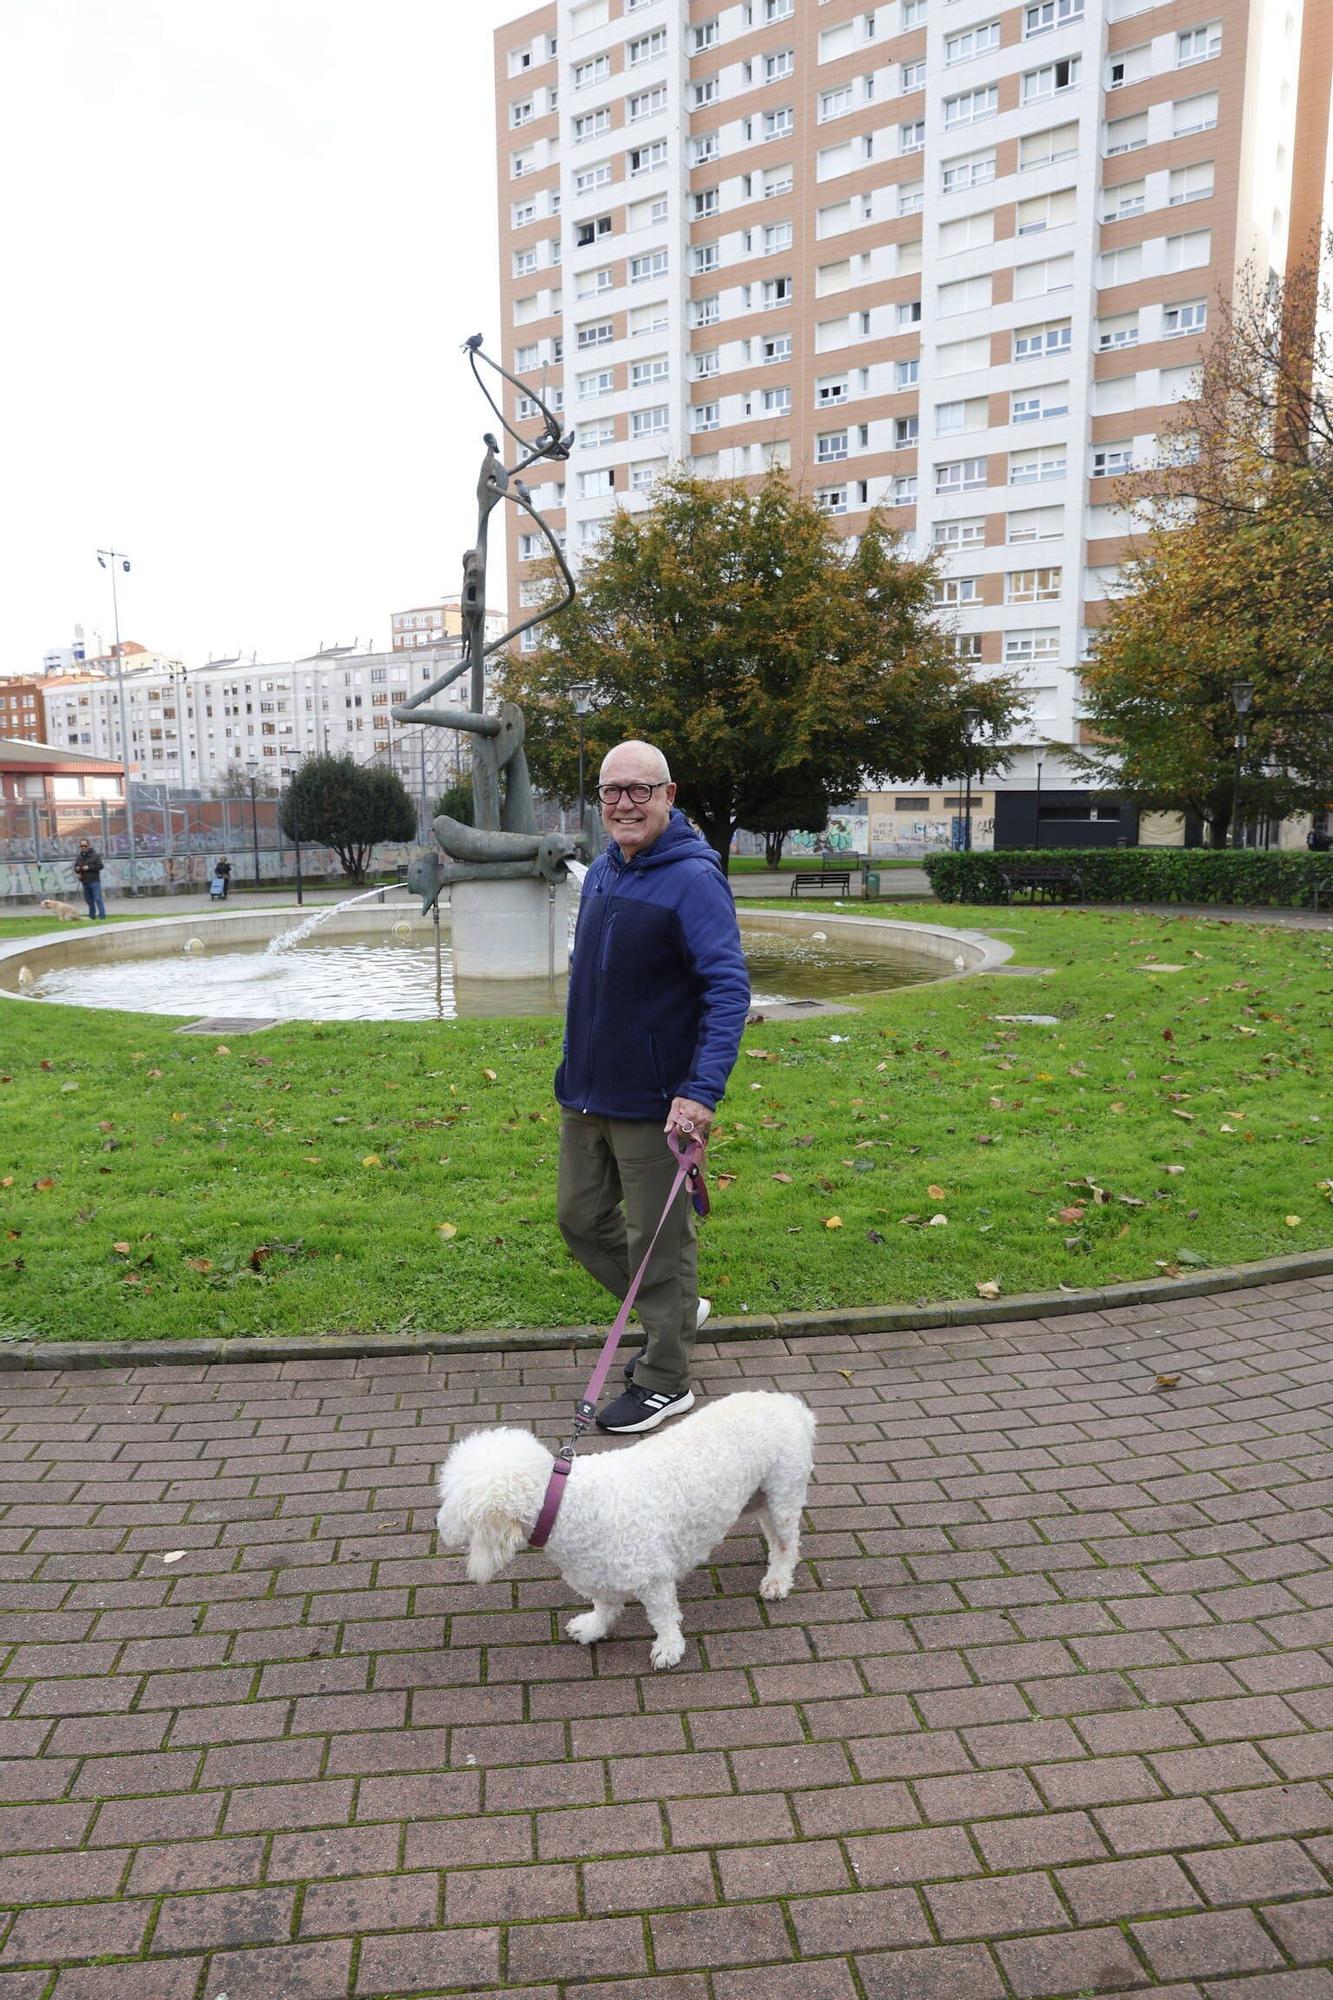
left=450, top=878, right=569, bottom=980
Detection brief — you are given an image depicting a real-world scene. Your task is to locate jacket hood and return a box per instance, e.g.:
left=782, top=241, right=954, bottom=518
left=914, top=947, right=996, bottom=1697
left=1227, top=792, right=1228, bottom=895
left=609, top=807, right=723, bottom=875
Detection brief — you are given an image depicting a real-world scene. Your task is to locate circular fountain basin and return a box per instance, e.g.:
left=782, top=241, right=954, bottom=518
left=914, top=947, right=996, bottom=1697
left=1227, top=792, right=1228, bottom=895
left=0, top=903, right=1009, bottom=1023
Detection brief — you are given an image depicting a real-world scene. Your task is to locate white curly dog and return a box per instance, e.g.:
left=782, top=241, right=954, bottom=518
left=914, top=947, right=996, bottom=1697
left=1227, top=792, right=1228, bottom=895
left=436, top=1390, right=816, bottom=1669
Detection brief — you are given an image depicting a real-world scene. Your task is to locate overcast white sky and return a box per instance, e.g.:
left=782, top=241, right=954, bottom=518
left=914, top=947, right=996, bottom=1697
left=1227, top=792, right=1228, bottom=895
left=0, top=0, right=535, bottom=672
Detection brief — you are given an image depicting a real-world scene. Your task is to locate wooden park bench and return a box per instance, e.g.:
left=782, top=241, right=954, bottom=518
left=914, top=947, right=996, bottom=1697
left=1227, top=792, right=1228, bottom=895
left=997, top=863, right=1084, bottom=905
left=1312, top=877, right=1333, bottom=913
left=790, top=868, right=852, bottom=897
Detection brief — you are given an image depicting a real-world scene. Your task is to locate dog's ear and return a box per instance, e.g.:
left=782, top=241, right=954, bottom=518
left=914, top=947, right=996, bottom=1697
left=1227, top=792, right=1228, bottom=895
left=466, top=1507, right=527, bottom=1584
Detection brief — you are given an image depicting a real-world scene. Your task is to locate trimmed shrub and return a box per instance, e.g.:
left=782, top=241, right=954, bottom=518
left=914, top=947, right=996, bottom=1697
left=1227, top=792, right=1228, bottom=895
left=923, top=846, right=1333, bottom=908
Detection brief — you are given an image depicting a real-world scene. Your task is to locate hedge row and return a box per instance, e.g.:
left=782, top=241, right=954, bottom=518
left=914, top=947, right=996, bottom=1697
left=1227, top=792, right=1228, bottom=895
left=923, top=845, right=1333, bottom=908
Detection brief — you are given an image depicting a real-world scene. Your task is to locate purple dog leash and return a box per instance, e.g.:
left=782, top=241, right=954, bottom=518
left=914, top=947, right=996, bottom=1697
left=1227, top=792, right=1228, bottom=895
left=529, top=1128, right=709, bottom=1549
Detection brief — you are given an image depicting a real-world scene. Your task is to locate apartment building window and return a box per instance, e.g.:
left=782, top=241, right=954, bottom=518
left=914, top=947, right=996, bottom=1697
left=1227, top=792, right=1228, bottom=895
left=1170, top=160, right=1214, bottom=204
left=1010, top=444, right=1066, bottom=482
left=936, top=396, right=987, bottom=433
left=1177, top=22, right=1221, bottom=64
left=1107, top=45, right=1149, bottom=89
left=691, top=295, right=720, bottom=326
left=574, top=107, right=611, bottom=142
left=694, top=350, right=720, bottom=379
left=574, top=54, right=610, bottom=88
left=692, top=402, right=720, bottom=433
left=515, top=394, right=540, bottom=420
left=943, top=149, right=996, bottom=195
left=692, top=20, right=719, bottom=52
left=694, top=188, right=720, bottom=219
left=513, top=199, right=536, bottom=227
left=934, top=576, right=979, bottom=606
left=515, top=342, right=539, bottom=371
left=817, top=429, right=850, bottom=462
left=895, top=358, right=920, bottom=389
left=763, top=221, right=794, bottom=256
left=762, top=386, right=792, bottom=414
left=940, top=210, right=995, bottom=254
left=1097, top=312, right=1140, bottom=350
left=630, top=85, right=668, bottom=119
left=576, top=319, right=614, bottom=348
left=944, top=86, right=997, bottom=128
left=764, top=0, right=795, bottom=19
left=936, top=457, right=988, bottom=492
left=1011, top=383, right=1069, bottom=422
left=892, top=474, right=919, bottom=503
left=579, top=468, right=615, bottom=500
left=902, top=0, right=926, bottom=21
left=574, top=161, right=612, bottom=195
left=1173, top=92, right=1218, bottom=135
left=629, top=140, right=668, bottom=174
left=1009, top=506, right=1063, bottom=542
left=900, top=121, right=926, bottom=153
left=1004, top=628, right=1059, bottom=662
left=897, top=299, right=922, bottom=327
left=1020, top=121, right=1077, bottom=169
left=513, top=247, right=537, bottom=276
left=511, top=151, right=532, bottom=177
left=578, top=420, right=615, bottom=447
left=765, top=48, right=795, bottom=80
left=817, top=374, right=849, bottom=406
left=629, top=461, right=658, bottom=490
left=1098, top=244, right=1142, bottom=286
left=763, top=107, right=794, bottom=139
left=691, top=242, right=720, bottom=275
left=577, top=368, right=614, bottom=398
left=816, top=487, right=849, bottom=514
left=949, top=24, right=1000, bottom=68
left=1163, top=299, right=1207, bottom=336
left=763, top=163, right=793, bottom=196
left=899, top=181, right=924, bottom=215
left=1091, top=444, right=1132, bottom=476
left=934, top=517, right=985, bottom=549
left=576, top=215, right=613, bottom=247
left=762, top=332, right=792, bottom=363
left=693, top=76, right=719, bottom=108
left=895, top=415, right=920, bottom=446
left=628, top=28, right=666, bottom=63
left=1016, top=255, right=1073, bottom=298
left=631, top=405, right=669, bottom=437
left=951, top=635, right=983, bottom=662
left=1105, top=111, right=1149, bottom=155
left=1025, top=0, right=1083, bottom=34
left=820, top=85, right=854, bottom=120
left=691, top=132, right=720, bottom=166
left=511, top=99, right=534, bottom=128
left=630, top=249, right=668, bottom=283
left=1101, top=180, right=1145, bottom=221
left=1007, top=567, right=1061, bottom=602
left=762, top=276, right=793, bottom=307
left=629, top=299, right=668, bottom=334
left=1023, top=57, right=1080, bottom=102
left=901, top=58, right=927, bottom=89
left=1165, top=228, right=1211, bottom=269
left=630, top=356, right=669, bottom=388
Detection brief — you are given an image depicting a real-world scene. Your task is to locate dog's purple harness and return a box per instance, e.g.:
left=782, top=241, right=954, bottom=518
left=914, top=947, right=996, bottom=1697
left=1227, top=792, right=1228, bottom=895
left=528, top=1129, right=709, bottom=1549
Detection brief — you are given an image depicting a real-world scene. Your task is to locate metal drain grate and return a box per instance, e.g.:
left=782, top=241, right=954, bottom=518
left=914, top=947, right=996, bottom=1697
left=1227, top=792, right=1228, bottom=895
left=176, top=1016, right=281, bottom=1035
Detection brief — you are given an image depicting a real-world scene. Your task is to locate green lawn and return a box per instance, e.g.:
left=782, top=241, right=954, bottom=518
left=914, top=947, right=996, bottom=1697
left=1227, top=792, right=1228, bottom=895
left=0, top=904, right=1329, bottom=1343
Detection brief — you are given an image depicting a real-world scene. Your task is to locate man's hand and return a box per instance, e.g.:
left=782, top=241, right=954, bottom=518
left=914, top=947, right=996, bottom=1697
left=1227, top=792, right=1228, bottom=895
left=665, top=1097, right=713, bottom=1143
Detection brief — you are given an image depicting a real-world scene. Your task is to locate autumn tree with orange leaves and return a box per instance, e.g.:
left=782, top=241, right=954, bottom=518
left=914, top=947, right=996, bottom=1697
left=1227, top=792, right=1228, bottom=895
left=1077, top=240, right=1333, bottom=844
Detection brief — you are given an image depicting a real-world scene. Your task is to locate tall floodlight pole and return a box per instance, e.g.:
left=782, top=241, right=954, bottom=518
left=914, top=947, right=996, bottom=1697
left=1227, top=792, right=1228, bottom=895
left=1231, top=681, right=1254, bottom=850
left=962, top=708, right=981, bottom=852
left=245, top=757, right=262, bottom=887
left=96, top=548, right=137, bottom=894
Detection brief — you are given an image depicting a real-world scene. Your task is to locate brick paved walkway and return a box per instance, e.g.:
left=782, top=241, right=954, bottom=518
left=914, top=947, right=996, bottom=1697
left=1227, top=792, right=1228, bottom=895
left=2, top=1281, right=1331, bottom=2000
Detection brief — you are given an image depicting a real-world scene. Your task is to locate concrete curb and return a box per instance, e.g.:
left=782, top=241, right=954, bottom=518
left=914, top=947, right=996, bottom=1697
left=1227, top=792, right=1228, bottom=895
left=3, top=1247, right=1331, bottom=1372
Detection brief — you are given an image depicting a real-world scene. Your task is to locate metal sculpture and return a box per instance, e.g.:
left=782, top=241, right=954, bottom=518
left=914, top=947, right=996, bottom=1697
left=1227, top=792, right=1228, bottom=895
left=394, top=336, right=585, bottom=911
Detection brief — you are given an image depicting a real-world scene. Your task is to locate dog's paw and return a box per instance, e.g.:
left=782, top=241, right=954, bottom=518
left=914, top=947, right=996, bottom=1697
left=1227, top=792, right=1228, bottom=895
left=649, top=1633, right=685, bottom=1670
left=760, top=1570, right=794, bottom=1601
left=566, top=1611, right=604, bottom=1646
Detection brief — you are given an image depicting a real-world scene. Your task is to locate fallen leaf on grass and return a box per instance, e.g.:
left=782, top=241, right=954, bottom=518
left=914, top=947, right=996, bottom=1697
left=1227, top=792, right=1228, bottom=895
left=33, top=1178, right=55, bottom=1192
left=361, top=1154, right=382, bottom=1168
left=975, top=1280, right=1001, bottom=1300
left=437, top=1222, right=458, bottom=1239
left=1284, top=1215, right=1302, bottom=1227
left=185, top=1257, right=213, bottom=1274
left=1165, top=1164, right=1186, bottom=1176
left=927, top=1184, right=946, bottom=1199
left=112, top=1242, right=131, bottom=1255
left=715, top=1173, right=737, bottom=1189
left=481, top=1068, right=498, bottom=1082
left=927, top=1213, right=949, bottom=1227
left=1058, top=1206, right=1086, bottom=1224
left=824, top=1216, right=843, bottom=1230
left=1171, top=1110, right=1194, bottom=1122
left=866, top=1230, right=884, bottom=1245
left=772, top=1172, right=793, bottom=1185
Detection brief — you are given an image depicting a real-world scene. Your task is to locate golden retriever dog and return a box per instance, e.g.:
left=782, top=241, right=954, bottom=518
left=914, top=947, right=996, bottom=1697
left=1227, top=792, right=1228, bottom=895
left=40, top=899, right=84, bottom=922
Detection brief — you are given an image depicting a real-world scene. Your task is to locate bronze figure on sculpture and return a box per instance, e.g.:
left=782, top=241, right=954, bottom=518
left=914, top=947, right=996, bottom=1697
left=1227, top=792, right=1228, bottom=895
left=394, top=335, right=585, bottom=906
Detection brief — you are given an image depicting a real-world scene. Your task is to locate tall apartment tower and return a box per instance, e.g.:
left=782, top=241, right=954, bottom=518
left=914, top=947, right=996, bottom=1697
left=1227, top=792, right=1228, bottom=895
left=495, top=0, right=1332, bottom=793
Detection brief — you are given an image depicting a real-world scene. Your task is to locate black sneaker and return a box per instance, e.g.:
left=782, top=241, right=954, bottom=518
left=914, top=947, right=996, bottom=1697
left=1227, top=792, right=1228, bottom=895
left=624, top=1298, right=711, bottom=1381
left=596, top=1383, right=695, bottom=1433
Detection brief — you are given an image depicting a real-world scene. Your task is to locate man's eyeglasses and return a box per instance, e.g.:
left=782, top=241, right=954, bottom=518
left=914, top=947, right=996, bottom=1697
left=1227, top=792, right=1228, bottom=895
left=596, top=781, right=668, bottom=806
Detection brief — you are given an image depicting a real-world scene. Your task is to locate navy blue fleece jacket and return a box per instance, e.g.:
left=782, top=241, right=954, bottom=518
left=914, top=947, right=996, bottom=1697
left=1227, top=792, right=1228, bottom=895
left=555, top=809, right=751, bottom=1120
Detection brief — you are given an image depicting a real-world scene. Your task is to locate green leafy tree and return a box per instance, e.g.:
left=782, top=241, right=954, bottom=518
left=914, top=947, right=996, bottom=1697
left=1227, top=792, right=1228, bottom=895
left=497, top=469, right=1021, bottom=871
left=1077, top=243, right=1333, bottom=844
left=279, top=754, right=416, bottom=881
left=433, top=775, right=474, bottom=827
left=745, top=766, right=832, bottom=867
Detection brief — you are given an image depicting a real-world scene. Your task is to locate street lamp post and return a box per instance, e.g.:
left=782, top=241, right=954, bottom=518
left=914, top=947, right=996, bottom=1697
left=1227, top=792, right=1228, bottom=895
left=571, top=684, right=596, bottom=834
left=96, top=548, right=137, bottom=895
left=282, top=767, right=304, bottom=905
left=1231, top=681, right=1254, bottom=850
left=962, top=707, right=981, bottom=852
left=244, top=758, right=262, bottom=888
left=1034, top=746, right=1046, bottom=850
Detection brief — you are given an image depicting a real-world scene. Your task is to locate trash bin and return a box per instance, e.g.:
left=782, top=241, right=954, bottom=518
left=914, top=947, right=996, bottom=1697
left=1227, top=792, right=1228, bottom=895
left=864, top=870, right=880, bottom=898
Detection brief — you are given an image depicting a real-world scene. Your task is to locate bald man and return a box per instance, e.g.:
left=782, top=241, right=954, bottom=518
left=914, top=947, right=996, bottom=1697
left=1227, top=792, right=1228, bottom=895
left=556, top=740, right=750, bottom=1432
